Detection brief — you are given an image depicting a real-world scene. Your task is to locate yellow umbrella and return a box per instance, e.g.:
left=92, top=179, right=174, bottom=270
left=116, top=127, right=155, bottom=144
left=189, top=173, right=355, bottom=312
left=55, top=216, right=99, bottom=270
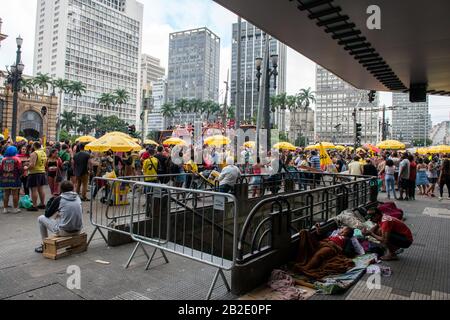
left=76, top=136, right=96, bottom=143
left=273, top=142, right=297, bottom=151
left=144, top=139, right=159, bottom=146
left=304, top=142, right=336, bottom=150
left=244, top=141, right=256, bottom=148
left=416, top=147, right=429, bottom=155
left=105, top=131, right=133, bottom=140
left=16, top=136, right=28, bottom=143
left=376, top=140, right=405, bottom=150
left=428, top=145, right=450, bottom=154
left=335, top=145, right=346, bottom=151
left=85, top=134, right=142, bottom=152
left=204, top=135, right=231, bottom=147
left=163, top=137, right=187, bottom=146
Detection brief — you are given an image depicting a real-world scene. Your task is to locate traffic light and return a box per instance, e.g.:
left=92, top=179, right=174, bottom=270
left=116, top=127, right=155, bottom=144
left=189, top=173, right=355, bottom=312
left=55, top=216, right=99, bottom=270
left=355, top=123, right=362, bottom=146
left=128, top=125, right=136, bottom=135
left=368, top=90, right=376, bottom=103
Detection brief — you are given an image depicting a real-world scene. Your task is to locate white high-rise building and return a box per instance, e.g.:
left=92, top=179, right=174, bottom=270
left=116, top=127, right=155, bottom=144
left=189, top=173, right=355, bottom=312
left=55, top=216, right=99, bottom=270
left=33, top=0, right=143, bottom=126
left=149, top=78, right=168, bottom=133
left=140, top=54, right=165, bottom=97
left=392, top=93, right=431, bottom=145
left=315, top=65, right=379, bottom=145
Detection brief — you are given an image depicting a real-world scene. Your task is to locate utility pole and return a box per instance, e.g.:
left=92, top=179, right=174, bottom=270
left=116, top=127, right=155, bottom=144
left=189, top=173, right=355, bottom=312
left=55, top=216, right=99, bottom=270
left=235, top=16, right=242, bottom=158
left=223, top=70, right=229, bottom=132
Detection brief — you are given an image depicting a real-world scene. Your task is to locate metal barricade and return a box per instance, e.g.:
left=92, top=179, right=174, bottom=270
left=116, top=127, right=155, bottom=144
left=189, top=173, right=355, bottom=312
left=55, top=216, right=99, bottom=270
left=236, top=176, right=377, bottom=263
left=128, top=181, right=238, bottom=300
left=89, top=175, right=238, bottom=300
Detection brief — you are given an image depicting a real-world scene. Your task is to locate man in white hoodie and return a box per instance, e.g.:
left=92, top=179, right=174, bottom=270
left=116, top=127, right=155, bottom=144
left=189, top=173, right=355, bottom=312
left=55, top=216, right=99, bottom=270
left=35, top=181, right=83, bottom=253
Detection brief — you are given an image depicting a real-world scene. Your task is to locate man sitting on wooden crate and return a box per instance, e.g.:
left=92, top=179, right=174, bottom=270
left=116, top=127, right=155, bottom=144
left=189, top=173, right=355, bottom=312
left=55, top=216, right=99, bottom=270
left=35, top=181, right=83, bottom=253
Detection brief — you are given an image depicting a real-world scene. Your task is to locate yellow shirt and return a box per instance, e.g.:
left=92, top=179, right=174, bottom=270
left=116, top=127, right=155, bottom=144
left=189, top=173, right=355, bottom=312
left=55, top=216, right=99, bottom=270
left=29, top=149, right=47, bottom=174
left=185, top=160, right=198, bottom=174
left=143, top=157, right=158, bottom=182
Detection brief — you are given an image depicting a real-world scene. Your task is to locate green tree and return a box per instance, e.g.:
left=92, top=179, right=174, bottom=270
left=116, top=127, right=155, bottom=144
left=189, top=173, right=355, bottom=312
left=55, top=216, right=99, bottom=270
left=98, top=92, right=116, bottom=111
left=68, top=81, right=87, bottom=134
left=113, top=89, right=129, bottom=116
left=33, top=73, right=52, bottom=95
left=20, top=78, right=35, bottom=94
left=188, top=99, right=202, bottom=113
left=60, top=110, right=78, bottom=132
left=297, top=88, right=316, bottom=146
left=77, top=115, right=94, bottom=135
left=227, top=106, right=236, bottom=119
left=53, top=78, right=70, bottom=141
left=175, top=98, right=190, bottom=113
left=161, top=103, right=175, bottom=129
left=96, top=116, right=129, bottom=134
left=59, top=129, right=71, bottom=142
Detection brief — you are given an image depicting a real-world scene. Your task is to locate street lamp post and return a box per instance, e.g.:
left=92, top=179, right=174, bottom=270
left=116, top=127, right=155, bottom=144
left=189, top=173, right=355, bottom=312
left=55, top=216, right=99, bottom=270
left=6, top=35, right=24, bottom=142
left=141, top=91, right=153, bottom=144
left=255, top=49, right=279, bottom=152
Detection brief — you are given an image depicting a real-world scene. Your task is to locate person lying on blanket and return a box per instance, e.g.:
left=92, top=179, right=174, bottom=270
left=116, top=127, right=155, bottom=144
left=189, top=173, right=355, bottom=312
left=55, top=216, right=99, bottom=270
left=363, top=208, right=413, bottom=261
left=293, top=226, right=356, bottom=279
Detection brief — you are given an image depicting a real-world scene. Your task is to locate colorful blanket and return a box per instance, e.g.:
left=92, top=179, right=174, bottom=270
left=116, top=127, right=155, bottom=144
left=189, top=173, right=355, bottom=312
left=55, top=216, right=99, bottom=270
left=313, top=253, right=378, bottom=295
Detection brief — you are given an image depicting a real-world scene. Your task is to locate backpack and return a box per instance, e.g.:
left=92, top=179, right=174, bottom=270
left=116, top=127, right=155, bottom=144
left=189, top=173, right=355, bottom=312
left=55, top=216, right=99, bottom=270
left=2, top=157, right=19, bottom=176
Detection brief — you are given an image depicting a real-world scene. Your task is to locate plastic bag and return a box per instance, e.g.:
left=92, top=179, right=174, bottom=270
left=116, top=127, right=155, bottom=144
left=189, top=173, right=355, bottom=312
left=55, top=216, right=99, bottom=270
left=19, top=195, right=33, bottom=209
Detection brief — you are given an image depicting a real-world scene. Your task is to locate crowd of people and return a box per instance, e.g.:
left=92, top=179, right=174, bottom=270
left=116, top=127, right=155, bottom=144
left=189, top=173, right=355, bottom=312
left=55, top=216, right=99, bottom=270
left=0, top=137, right=449, bottom=217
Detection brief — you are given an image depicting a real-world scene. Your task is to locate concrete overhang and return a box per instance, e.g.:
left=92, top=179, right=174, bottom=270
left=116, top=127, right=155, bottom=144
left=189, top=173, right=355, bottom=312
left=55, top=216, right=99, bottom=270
left=214, top=0, right=450, bottom=97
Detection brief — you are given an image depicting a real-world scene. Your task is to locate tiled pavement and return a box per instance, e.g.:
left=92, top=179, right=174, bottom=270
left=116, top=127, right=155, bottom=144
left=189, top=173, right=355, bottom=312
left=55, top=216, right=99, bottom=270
left=1, top=190, right=449, bottom=300
left=311, top=192, right=450, bottom=300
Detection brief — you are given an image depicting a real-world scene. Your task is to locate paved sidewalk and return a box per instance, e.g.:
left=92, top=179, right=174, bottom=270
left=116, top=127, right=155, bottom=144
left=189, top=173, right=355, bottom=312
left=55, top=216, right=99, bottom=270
left=311, top=192, right=450, bottom=300
left=1, top=190, right=449, bottom=300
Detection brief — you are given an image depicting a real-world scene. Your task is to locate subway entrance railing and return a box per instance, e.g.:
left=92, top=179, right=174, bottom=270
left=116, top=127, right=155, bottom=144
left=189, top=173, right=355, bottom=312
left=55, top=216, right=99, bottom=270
left=87, top=172, right=378, bottom=299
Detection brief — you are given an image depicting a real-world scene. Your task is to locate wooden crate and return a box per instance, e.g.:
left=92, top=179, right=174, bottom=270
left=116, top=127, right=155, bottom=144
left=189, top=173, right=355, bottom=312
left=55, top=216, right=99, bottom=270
left=43, top=233, right=87, bottom=260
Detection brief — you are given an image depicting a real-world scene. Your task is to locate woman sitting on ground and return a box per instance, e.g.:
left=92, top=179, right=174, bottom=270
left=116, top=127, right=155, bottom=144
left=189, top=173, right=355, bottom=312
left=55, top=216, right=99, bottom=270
left=294, top=225, right=356, bottom=279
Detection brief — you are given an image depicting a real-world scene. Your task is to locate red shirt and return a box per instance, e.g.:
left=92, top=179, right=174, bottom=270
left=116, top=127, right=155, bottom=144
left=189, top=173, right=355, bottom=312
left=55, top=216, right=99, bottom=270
left=328, top=235, right=346, bottom=249
left=409, top=161, right=417, bottom=180
left=379, top=215, right=413, bottom=242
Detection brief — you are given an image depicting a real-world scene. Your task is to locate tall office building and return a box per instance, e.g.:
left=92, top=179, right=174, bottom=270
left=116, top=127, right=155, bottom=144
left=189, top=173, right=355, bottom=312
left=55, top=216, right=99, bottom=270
left=430, top=121, right=450, bottom=145
left=392, top=93, right=431, bottom=144
left=140, top=54, right=165, bottom=97
left=231, top=21, right=287, bottom=124
left=0, top=18, right=8, bottom=47
left=148, top=78, right=167, bottom=132
left=315, top=65, right=379, bottom=144
left=140, top=54, right=166, bottom=132
left=33, top=0, right=143, bottom=126
left=167, top=27, right=220, bottom=126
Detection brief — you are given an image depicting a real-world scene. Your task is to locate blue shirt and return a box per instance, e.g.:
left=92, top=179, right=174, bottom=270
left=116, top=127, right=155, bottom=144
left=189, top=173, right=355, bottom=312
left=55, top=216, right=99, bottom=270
left=310, top=156, right=321, bottom=171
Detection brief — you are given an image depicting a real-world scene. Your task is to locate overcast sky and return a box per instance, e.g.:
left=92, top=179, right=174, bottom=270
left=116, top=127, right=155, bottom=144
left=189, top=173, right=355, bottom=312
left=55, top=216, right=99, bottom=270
left=1, top=0, right=448, bottom=124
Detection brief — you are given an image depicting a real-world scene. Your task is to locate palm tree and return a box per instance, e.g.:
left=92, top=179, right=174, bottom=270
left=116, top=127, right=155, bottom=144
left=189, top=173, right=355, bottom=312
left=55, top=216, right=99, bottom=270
left=188, top=99, right=202, bottom=114
left=113, top=89, right=129, bottom=118
left=286, top=95, right=297, bottom=140
left=297, top=88, right=316, bottom=146
left=175, top=98, right=190, bottom=113
left=161, top=103, right=175, bottom=129
left=77, top=115, right=94, bottom=135
left=68, top=81, right=87, bottom=134
left=270, top=95, right=279, bottom=129
left=33, top=73, right=52, bottom=95
left=60, top=110, right=78, bottom=132
left=53, top=78, right=70, bottom=141
left=98, top=92, right=115, bottom=113
left=276, top=93, right=288, bottom=132
left=20, top=78, right=35, bottom=94
left=208, top=101, right=221, bottom=121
